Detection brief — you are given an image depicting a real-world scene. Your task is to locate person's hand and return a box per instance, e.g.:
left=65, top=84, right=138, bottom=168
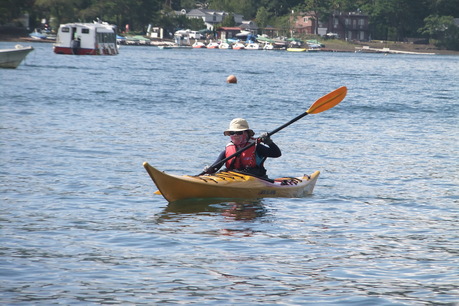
left=203, top=165, right=216, bottom=174
left=260, top=132, right=272, bottom=145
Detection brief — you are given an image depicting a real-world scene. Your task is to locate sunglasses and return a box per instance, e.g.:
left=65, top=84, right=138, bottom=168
left=229, top=131, right=244, bottom=135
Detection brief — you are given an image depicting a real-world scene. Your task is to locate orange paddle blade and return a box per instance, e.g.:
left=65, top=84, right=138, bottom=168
left=307, top=86, right=347, bottom=114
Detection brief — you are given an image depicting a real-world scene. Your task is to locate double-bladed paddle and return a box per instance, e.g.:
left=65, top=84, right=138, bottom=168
left=198, top=86, right=347, bottom=176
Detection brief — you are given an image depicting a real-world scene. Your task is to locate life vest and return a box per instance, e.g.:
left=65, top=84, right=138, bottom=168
left=225, top=139, right=257, bottom=170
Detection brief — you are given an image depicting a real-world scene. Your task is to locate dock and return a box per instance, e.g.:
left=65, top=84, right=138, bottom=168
left=355, top=45, right=435, bottom=55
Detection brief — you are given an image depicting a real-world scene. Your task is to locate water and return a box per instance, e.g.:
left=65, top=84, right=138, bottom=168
left=1, top=42, right=458, bottom=305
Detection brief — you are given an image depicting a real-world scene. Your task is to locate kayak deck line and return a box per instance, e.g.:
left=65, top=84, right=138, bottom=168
left=187, top=171, right=261, bottom=183
left=143, top=162, right=320, bottom=202
left=274, top=177, right=304, bottom=185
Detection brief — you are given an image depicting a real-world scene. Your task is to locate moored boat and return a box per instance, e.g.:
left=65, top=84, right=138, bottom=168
left=263, top=43, right=274, bottom=50
left=232, top=42, right=245, bottom=50
left=206, top=42, right=220, bottom=49
left=0, top=45, right=34, bottom=69
left=29, top=29, right=48, bottom=40
left=245, top=42, right=261, bottom=50
left=53, top=20, right=119, bottom=55
left=192, top=41, right=206, bottom=48
left=287, top=47, right=307, bottom=52
left=219, top=42, right=232, bottom=49
left=143, top=162, right=320, bottom=202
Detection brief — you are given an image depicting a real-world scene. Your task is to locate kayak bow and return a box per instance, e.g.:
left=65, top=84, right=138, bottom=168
left=143, top=162, right=320, bottom=202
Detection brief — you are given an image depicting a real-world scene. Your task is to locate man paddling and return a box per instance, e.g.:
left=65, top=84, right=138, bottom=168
left=204, top=118, right=281, bottom=177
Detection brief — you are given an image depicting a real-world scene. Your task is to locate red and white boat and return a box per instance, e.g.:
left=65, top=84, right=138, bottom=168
left=192, top=41, right=206, bottom=48
left=53, top=21, right=119, bottom=55
left=232, top=42, right=245, bottom=50
left=206, top=42, right=220, bottom=49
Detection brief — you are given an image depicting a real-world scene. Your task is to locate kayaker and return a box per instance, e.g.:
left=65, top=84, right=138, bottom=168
left=204, top=118, right=281, bottom=177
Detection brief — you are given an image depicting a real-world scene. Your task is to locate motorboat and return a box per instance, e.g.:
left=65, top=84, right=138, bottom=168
left=245, top=43, right=261, bottom=50
left=53, top=20, right=119, bottom=55
left=0, top=45, right=34, bottom=68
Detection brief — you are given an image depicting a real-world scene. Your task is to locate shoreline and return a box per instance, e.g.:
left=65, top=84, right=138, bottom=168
left=2, top=34, right=458, bottom=56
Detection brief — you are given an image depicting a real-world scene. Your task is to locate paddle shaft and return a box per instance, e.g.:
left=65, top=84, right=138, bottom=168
left=268, top=111, right=309, bottom=136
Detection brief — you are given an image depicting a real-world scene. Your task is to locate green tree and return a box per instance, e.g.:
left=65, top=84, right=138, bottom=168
left=34, top=0, right=82, bottom=28
left=258, top=0, right=292, bottom=17
left=256, top=6, right=270, bottom=28
left=429, top=0, right=459, bottom=17
left=0, top=0, right=34, bottom=25
left=419, top=14, right=459, bottom=50
left=220, top=13, right=236, bottom=27
left=358, top=0, right=431, bottom=41
left=209, top=0, right=255, bottom=19
left=179, top=0, right=199, bottom=10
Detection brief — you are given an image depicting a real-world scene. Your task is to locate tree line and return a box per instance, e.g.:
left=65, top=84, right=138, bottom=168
left=2, top=0, right=459, bottom=49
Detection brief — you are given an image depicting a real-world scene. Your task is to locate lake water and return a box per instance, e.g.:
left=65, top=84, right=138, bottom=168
left=1, top=41, right=458, bottom=305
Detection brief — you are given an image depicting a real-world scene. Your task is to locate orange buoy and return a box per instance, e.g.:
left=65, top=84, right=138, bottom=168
left=226, top=75, right=237, bottom=83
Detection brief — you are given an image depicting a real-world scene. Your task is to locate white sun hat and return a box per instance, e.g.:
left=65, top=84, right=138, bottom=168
left=223, top=118, right=255, bottom=136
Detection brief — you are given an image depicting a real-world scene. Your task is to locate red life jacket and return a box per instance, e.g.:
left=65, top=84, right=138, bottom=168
left=225, top=139, right=257, bottom=170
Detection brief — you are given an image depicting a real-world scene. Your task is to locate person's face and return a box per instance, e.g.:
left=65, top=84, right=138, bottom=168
left=229, top=131, right=247, bottom=146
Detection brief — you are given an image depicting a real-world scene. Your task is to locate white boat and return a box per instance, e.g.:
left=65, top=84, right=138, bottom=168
left=232, top=42, right=245, bottom=50
left=263, top=43, right=274, bottom=50
left=219, top=42, right=232, bottom=49
left=0, top=45, right=34, bottom=69
left=192, top=41, right=206, bottom=48
left=245, top=43, right=261, bottom=50
left=53, top=20, right=119, bottom=55
left=29, top=29, right=48, bottom=40
left=206, top=42, right=219, bottom=49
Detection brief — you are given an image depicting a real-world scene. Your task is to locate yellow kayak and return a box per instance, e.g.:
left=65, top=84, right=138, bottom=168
left=143, top=162, right=320, bottom=202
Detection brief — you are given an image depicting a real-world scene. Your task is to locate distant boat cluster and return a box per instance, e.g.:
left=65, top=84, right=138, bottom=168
left=118, top=35, right=324, bottom=52
left=26, top=22, right=325, bottom=54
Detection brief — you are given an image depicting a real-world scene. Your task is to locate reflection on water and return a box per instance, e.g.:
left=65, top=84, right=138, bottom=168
left=221, top=201, right=267, bottom=221
left=154, top=199, right=267, bottom=237
left=156, top=198, right=266, bottom=222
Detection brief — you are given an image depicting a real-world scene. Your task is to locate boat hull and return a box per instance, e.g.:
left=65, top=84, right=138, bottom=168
left=287, top=48, right=307, bottom=52
left=192, top=42, right=206, bottom=48
left=0, top=46, right=34, bottom=68
left=143, top=162, right=320, bottom=202
left=53, top=46, right=118, bottom=55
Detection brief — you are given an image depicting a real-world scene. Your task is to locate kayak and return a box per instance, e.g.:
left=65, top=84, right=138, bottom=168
left=143, top=162, right=320, bottom=202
